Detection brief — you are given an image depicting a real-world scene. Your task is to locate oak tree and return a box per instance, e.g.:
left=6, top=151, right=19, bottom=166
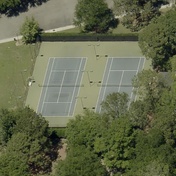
left=113, top=0, right=165, bottom=31
left=139, top=9, right=176, bottom=70
left=74, top=0, right=117, bottom=33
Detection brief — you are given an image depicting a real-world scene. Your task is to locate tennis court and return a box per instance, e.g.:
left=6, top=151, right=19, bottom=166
left=37, top=57, right=86, bottom=116
left=96, top=57, right=145, bottom=112
left=25, top=42, right=151, bottom=127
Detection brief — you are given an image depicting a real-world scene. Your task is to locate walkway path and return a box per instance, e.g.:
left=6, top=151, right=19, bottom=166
left=0, top=25, right=75, bottom=43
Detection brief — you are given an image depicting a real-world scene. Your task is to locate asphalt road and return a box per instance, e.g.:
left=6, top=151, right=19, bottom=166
left=0, top=0, right=113, bottom=40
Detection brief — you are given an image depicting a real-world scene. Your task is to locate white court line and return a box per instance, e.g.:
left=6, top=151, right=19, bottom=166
left=73, top=58, right=87, bottom=115
left=44, top=102, right=72, bottom=104
left=41, top=58, right=55, bottom=113
left=44, top=115, right=56, bottom=117
left=50, top=56, right=84, bottom=59
left=118, top=70, right=125, bottom=92
left=68, top=58, right=83, bottom=116
left=134, top=57, right=146, bottom=101
left=96, top=58, right=109, bottom=112
left=142, top=57, right=146, bottom=69
left=37, top=58, right=52, bottom=112
left=110, top=69, right=138, bottom=72
left=111, top=57, right=143, bottom=59
left=57, top=70, right=66, bottom=103
left=133, top=57, right=142, bottom=101
left=99, top=58, right=113, bottom=113
left=52, top=70, right=79, bottom=73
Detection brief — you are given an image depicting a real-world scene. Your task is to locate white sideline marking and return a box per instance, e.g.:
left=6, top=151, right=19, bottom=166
left=41, top=58, right=55, bottom=113
left=68, top=58, right=83, bottom=116
left=57, top=70, right=66, bottom=103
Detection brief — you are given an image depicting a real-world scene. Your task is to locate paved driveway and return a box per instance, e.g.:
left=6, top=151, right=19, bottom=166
left=0, top=0, right=113, bottom=40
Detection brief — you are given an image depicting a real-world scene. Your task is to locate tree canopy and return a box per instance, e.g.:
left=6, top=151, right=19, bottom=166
left=0, top=107, right=52, bottom=175
left=0, top=0, right=48, bottom=16
left=1, top=70, right=175, bottom=176
left=113, top=0, right=166, bottom=31
left=139, top=9, right=176, bottom=70
left=101, top=92, right=129, bottom=119
left=55, top=110, right=109, bottom=176
left=55, top=68, right=176, bottom=175
left=103, top=117, right=136, bottom=174
left=74, top=0, right=117, bottom=33
left=20, top=17, right=40, bottom=44
left=56, top=146, right=108, bottom=176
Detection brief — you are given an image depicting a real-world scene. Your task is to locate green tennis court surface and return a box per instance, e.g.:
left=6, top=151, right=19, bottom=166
left=37, top=57, right=86, bottom=116
left=96, top=57, right=145, bottom=112
left=25, top=42, right=151, bottom=127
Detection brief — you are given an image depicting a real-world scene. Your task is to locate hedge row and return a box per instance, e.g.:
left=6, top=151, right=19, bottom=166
left=41, top=32, right=139, bottom=41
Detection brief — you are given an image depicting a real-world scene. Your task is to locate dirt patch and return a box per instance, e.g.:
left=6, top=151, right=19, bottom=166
left=50, top=138, right=67, bottom=175
left=58, top=139, right=67, bottom=160
left=15, top=40, right=23, bottom=46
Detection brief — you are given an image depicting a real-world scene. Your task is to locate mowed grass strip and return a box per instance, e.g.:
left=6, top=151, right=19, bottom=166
left=0, top=41, right=36, bottom=109
left=56, top=23, right=134, bottom=34
left=111, top=23, right=133, bottom=34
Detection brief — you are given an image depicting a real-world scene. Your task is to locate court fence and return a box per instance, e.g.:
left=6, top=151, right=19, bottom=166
left=40, top=33, right=138, bottom=42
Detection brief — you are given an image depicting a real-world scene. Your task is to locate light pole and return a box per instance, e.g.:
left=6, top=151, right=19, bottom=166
left=81, top=70, right=94, bottom=84
left=88, top=43, right=100, bottom=59
left=75, top=96, right=87, bottom=109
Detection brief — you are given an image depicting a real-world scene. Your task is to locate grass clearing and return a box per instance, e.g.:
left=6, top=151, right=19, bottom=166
left=57, top=27, right=80, bottom=33
left=111, top=23, right=133, bottom=34
left=56, top=23, right=134, bottom=34
left=0, top=41, right=38, bottom=109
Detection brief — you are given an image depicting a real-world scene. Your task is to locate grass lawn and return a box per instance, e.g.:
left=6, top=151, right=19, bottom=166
left=57, top=23, right=134, bottom=34
left=0, top=41, right=37, bottom=109
left=57, top=27, right=80, bottom=33
left=111, top=23, right=133, bottom=34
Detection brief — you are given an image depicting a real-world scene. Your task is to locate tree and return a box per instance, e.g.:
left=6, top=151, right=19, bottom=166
left=5, top=132, right=51, bottom=175
left=0, top=107, right=49, bottom=146
left=103, top=117, right=136, bottom=174
left=0, top=133, right=30, bottom=176
left=13, top=107, right=51, bottom=174
left=154, top=85, right=176, bottom=147
left=56, top=146, right=108, bottom=176
left=129, top=100, right=150, bottom=129
left=101, top=92, right=129, bottom=119
left=132, top=69, right=166, bottom=111
left=0, top=109, right=16, bottom=145
left=170, top=55, right=176, bottom=71
left=74, top=0, right=117, bottom=33
left=0, top=107, right=52, bottom=175
left=0, top=151, right=29, bottom=176
left=113, top=0, right=165, bottom=31
left=0, top=0, right=20, bottom=14
left=139, top=9, right=176, bottom=70
left=20, top=16, right=40, bottom=44
left=55, top=110, right=109, bottom=176
left=13, top=107, right=49, bottom=142
left=126, top=127, right=175, bottom=176
left=0, top=0, right=48, bottom=16
left=139, top=160, right=170, bottom=176
left=66, top=110, right=109, bottom=149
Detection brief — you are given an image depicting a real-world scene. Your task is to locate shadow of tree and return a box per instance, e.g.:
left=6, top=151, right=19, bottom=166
left=48, top=130, right=64, bottom=162
left=1, top=0, right=49, bottom=17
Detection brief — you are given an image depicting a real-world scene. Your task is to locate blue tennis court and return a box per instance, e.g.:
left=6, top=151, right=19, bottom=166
left=96, top=57, right=145, bottom=112
left=37, top=57, right=86, bottom=116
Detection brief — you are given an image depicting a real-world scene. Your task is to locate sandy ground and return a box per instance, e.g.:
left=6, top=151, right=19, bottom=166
left=58, top=139, right=67, bottom=160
